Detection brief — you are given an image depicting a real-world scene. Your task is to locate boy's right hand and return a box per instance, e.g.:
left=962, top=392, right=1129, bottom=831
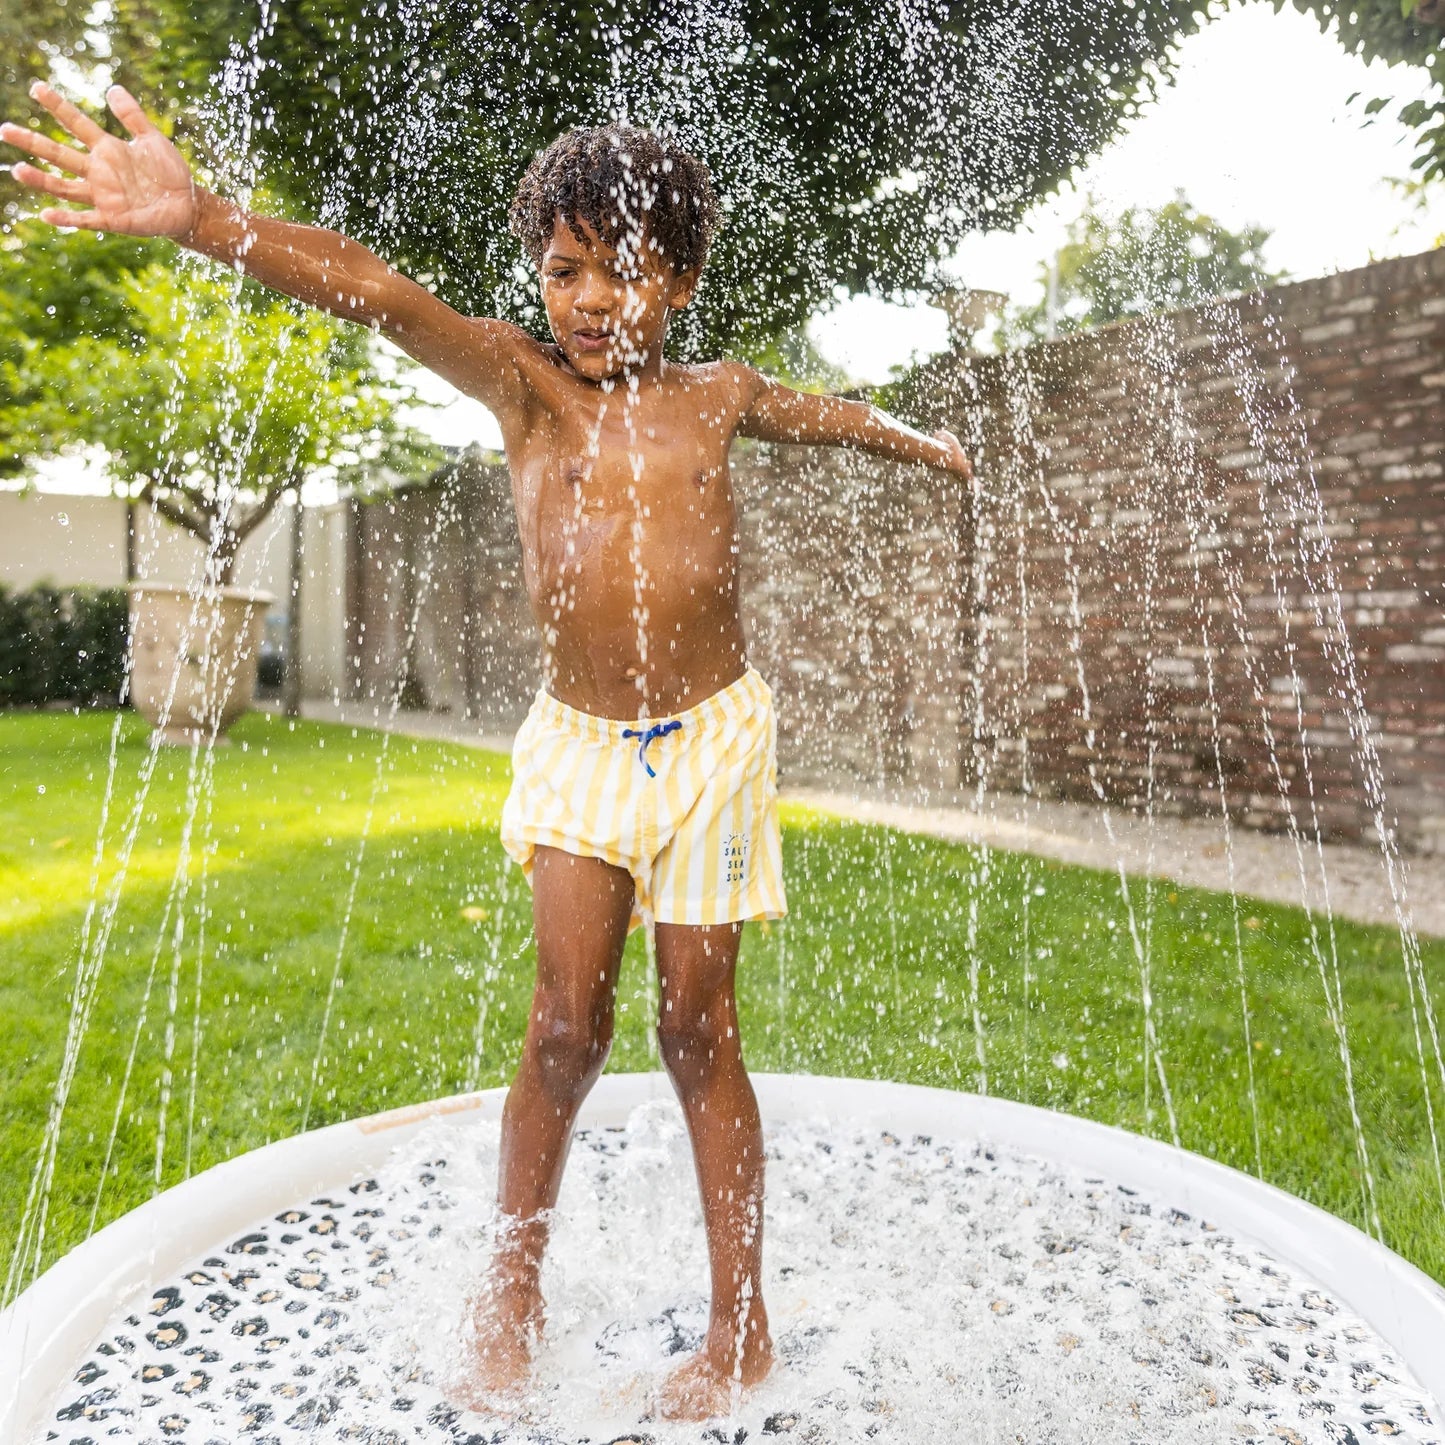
left=5, top=80, right=531, bottom=425
left=2, top=82, right=197, bottom=239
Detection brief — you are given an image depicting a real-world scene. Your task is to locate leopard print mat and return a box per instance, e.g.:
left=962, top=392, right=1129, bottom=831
left=35, top=1103, right=1441, bottom=1444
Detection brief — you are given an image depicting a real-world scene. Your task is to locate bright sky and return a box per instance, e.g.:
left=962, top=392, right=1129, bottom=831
left=24, top=2, right=1445, bottom=485
left=812, top=3, right=1445, bottom=384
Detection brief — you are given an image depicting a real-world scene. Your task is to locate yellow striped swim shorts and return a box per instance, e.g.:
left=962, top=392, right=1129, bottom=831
left=500, top=666, right=787, bottom=934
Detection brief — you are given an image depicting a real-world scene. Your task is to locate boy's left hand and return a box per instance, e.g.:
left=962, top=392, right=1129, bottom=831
left=933, top=429, right=973, bottom=480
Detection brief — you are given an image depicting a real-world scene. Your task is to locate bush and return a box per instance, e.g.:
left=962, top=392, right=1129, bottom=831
left=0, top=582, right=130, bottom=708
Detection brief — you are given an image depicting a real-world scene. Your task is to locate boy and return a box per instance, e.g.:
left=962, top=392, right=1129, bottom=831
left=3, top=84, right=971, bottom=1421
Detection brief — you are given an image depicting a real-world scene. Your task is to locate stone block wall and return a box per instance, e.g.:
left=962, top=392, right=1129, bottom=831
left=903, top=246, right=1445, bottom=851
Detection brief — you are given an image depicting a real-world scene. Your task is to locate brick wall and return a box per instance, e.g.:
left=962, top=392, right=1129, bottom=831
left=902, top=246, right=1445, bottom=852
left=733, top=443, right=969, bottom=789
left=346, top=247, right=1445, bottom=853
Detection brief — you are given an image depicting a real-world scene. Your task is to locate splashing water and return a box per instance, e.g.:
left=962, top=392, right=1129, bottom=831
left=26, top=1105, right=1441, bottom=1443
left=6, top=4, right=1445, bottom=1438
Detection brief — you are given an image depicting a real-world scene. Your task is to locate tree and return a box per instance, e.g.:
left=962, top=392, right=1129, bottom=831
left=8, top=4, right=1444, bottom=356
left=5, top=256, right=442, bottom=584
left=1275, top=0, right=1445, bottom=183
left=1386, top=172, right=1445, bottom=248
left=89, top=0, right=1227, bottom=359
left=1004, top=194, right=1286, bottom=347
left=752, top=324, right=853, bottom=394
left=10, top=2, right=1445, bottom=298
left=0, top=220, right=154, bottom=477
left=0, top=0, right=101, bottom=133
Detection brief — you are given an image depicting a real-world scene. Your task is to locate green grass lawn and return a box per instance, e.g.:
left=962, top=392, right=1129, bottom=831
left=3, top=707, right=1443, bottom=1294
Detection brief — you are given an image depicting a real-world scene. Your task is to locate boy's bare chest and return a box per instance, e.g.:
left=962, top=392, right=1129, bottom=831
left=511, top=392, right=736, bottom=529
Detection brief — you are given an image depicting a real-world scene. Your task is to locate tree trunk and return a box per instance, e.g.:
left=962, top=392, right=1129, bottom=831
left=345, top=498, right=366, bottom=702
left=211, top=527, right=241, bottom=588
left=459, top=468, right=481, bottom=720
left=397, top=497, right=428, bottom=711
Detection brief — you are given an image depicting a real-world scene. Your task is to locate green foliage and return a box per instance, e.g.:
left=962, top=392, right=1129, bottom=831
left=1386, top=171, right=1445, bottom=244
left=0, top=581, right=128, bottom=707
left=96, top=0, right=1220, bottom=358
left=750, top=323, right=853, bottom=393
left=0, top=0, right=101, bottom=134
left=1281, top=0, right=1444, bottom=79
left=0, top=221, right=155, bottom=477
left=7, top=3, right=1445, bottom=276
left=1005, top=193, right=1286, bottom=346
left=3, top=253, right=441, bottom=581
left=1273, top=0, right=1445, bottom=181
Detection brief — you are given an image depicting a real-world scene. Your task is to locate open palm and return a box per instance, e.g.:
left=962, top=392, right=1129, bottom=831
left=1, top=82, right=195, bottom=238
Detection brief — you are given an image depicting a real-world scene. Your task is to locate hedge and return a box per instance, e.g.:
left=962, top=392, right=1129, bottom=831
left=0, top=582, right=129, bottom=708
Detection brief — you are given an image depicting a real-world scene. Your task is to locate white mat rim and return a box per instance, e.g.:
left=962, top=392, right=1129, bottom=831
left=2, top=1071, right=1441, bottom=1437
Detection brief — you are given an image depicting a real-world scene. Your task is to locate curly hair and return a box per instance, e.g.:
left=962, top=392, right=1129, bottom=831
left=508, top=125, right=719, bottom=277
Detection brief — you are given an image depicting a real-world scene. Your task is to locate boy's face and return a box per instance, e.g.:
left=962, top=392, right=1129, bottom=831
left=539, top=214, right=697, bottom=381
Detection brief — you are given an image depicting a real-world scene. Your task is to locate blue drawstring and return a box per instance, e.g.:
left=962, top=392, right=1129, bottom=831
left=621, top=718, right=682, bottom=777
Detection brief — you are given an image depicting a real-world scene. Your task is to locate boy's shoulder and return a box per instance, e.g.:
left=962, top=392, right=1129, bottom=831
left=670, top=357, right=765, bottom=403
left=462, top=315, right=555, bottom=364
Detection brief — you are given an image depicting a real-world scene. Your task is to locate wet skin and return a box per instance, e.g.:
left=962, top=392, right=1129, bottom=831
left=4, top=82, right=972, bottom=1421
left=508, top=326, right=755, bottom=718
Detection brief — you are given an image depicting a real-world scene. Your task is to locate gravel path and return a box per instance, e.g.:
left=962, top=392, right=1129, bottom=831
left=787, top=786, right=1445, bottom=939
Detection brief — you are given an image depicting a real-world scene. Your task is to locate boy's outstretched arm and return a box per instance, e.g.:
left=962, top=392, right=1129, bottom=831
left=734, top=365, right=972, bottom=479
left=2, top=82, right=523, bottom=415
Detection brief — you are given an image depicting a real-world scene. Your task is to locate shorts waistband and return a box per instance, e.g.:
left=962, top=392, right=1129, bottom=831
left=533, top=666, right=771, bottom=745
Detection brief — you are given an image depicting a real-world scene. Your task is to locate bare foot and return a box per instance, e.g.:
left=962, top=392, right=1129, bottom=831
left=656, top=1330, right=775, bottom=1421
left=450, top=1267, right=544, bottom=1413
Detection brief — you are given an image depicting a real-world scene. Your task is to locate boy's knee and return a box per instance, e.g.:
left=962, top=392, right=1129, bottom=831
left=657, top=998, right=731, bottom=1091
left=530, top=991, right=612, bottom=1093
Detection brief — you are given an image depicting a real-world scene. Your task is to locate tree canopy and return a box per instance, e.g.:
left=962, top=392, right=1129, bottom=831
left=1004, top=193, right=1285, bottom=346
left=0, top=222, right=154, bottom=477
left=82, top=0, right=1223, bottom=358
left=0, top=0, right=98, bottom=135
left=4, top=2, right=1442, bottom=356
left=2, top=239, right=441, bottom=582
left=1276, top=0, right=1445, bottom=182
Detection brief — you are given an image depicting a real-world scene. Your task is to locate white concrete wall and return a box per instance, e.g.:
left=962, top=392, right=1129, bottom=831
left=297, top=502, right=350, bottom=701
left=0, top=489, right=131, bottom=589
left=0, top=488, right=349, bottom=700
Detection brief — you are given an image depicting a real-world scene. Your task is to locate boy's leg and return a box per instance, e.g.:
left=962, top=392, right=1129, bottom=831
left=465, top=844, right=634, bottom=1399
left=500, top=844, right=634, bottom=1215
left=653, top=920, right=773, bottom=1419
